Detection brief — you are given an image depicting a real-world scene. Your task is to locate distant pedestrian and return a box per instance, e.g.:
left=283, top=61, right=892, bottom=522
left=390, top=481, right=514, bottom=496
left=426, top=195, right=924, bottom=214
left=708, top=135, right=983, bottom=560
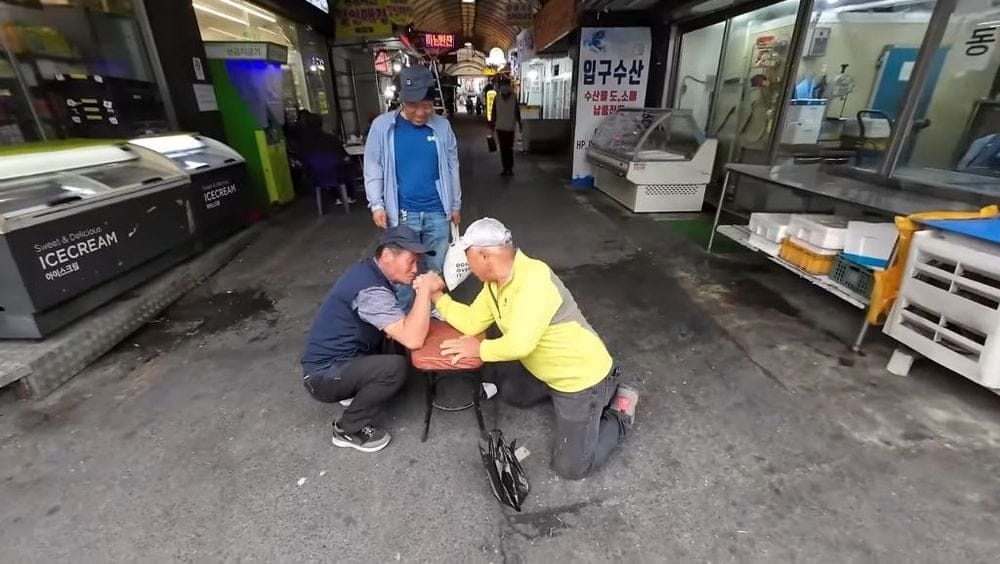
left=363, top=66, right=462, bottom=312
left=490, top=79, right=521, bottom=176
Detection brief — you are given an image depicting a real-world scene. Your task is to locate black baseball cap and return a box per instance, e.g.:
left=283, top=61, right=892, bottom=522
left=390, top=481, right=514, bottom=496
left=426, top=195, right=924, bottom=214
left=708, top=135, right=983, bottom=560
left=379, top=225, right=436, bottom=255
left=399, top=66, right=436, bottom=102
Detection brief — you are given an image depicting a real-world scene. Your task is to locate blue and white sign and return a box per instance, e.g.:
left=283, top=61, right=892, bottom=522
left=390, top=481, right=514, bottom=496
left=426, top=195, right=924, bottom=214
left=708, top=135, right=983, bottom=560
left=572, top=27, right=651, bottom=186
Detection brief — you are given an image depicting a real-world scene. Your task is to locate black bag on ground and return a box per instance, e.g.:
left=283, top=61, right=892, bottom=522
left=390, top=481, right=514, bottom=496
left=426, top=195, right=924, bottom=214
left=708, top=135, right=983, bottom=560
left=486, top=134, right=497, bottom=153
left=479, top=429, right=529, bottom=511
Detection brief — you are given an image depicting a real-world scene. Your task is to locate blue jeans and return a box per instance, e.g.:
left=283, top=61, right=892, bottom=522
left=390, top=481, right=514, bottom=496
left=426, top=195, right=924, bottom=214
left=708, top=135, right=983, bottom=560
left=396, top=210, right=450, bottom=311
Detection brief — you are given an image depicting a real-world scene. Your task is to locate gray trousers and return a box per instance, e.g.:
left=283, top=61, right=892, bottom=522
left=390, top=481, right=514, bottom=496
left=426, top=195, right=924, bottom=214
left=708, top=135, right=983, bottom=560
left=494, top=362, right=630, bottom=480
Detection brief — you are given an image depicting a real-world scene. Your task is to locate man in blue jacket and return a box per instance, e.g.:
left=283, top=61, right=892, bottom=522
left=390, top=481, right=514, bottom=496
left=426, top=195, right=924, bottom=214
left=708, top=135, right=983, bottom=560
left=364, top=66, right=461, bottom=311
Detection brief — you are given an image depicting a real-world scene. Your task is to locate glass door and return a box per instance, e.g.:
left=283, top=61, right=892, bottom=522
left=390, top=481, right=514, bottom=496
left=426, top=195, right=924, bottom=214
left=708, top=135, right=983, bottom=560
left=673, top=22, right=726, bottom=132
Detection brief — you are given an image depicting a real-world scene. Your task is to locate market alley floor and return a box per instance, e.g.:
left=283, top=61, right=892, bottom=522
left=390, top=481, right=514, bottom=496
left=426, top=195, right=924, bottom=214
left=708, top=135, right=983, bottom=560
left=2, top=116, right=1000, bottom=563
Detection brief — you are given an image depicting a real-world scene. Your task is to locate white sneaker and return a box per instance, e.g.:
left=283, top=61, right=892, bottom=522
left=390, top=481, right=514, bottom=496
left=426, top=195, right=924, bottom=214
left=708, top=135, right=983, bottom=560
left=431, top=308, right=445, bottom=321
left=482, top=383, right=498, bottom=400
left=339, top=397, right=354, bottom=407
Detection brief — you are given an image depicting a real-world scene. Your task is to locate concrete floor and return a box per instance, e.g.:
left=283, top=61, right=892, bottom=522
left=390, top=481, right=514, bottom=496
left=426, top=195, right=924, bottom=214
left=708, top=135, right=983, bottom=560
left=2, top=117, right=999, bottom=562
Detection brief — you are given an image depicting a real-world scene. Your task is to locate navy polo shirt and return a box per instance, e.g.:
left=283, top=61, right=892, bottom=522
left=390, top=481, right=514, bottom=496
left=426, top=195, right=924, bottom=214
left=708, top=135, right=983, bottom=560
left=394, top=113, right=442, bottom=213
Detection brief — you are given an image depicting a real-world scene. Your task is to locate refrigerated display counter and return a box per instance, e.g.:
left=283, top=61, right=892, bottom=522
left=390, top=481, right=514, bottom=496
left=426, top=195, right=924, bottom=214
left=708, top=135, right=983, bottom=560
left=586, top=108, right=717, bottom=213
left=0, top=142, right=193, bottom=338
left=129, top=134, right=252, bottom=245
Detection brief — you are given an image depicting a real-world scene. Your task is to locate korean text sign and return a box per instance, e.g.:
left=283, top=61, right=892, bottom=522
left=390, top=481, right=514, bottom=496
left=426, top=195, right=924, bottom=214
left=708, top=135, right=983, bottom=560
left=572, top=27, right=651, bottom=186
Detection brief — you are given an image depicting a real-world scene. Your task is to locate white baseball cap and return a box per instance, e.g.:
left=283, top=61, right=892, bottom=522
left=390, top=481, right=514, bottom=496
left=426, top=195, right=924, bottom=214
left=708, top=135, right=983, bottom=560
left=456, top=217, right=513, bottom=250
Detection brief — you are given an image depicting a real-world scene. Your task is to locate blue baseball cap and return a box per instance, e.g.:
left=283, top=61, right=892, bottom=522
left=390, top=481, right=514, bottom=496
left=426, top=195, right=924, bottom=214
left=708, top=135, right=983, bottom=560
left=399, top=66, right=436, bottom=103
left=379, top=225, right=435, bottom=255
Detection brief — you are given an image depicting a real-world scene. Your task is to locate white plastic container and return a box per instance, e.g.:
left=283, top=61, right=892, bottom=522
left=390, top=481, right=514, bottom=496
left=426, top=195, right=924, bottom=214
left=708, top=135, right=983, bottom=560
left=748, top=213, right=793, bottom=244
left=883, top=230, right=1000, bottom=390
left=788, top=215, right=850, bottom=250
left=844, top=221, right=898, bottom=269
left=748, top=233, right=781, bottom=256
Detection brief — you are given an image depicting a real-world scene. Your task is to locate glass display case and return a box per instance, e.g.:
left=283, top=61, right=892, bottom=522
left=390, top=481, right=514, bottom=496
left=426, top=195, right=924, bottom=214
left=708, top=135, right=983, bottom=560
left=0, top=142, right=193, bottom=338
left=587, top=108, right=717, bottom=213
left=589, top=108, right=707, bottom=165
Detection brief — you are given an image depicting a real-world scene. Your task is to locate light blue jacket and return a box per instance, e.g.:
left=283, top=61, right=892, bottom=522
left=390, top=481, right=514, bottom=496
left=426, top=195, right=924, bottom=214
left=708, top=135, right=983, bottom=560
left=363, top=110, right=461, bottom=226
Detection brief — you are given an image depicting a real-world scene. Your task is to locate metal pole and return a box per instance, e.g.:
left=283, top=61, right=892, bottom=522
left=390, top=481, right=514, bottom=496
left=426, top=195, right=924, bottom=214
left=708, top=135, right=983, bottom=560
left=707, top=169, right=732, bottom=253
left=662, top=23, right=681, bottom=108
left=348, top=59, right=362, bottom=134
left=851, top=320, right=870, bottom=353
left=877, top=0, right=957, bottom=177
left=766, top=0, right=815, bottom=165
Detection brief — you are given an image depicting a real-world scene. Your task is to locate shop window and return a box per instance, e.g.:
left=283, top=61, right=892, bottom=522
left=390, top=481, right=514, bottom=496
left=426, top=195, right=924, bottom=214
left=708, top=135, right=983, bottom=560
left=709, top=0, right=802, bottom=173
left=0, top=1, right=162, bottom=144
left=895, top=0, right=1000, bottom=193
left=777, top=0, right=937, bottom=169
left=193, top=0, right=335, bottom=132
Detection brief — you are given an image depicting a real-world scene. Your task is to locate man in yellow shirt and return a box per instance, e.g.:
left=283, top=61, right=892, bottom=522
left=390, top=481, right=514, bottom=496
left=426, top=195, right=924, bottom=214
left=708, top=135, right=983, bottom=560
left=417, top=218, right=638, bottom=479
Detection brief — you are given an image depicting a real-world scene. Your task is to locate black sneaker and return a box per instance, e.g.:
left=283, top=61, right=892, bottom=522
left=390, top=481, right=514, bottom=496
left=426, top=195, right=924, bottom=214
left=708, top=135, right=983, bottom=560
left=331, top=423, right=391, bottom=452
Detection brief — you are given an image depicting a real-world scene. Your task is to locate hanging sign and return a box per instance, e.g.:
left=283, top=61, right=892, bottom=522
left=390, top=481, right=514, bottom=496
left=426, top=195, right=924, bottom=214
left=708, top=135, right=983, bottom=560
left=423, top=32, right=455, bottom=50
left=384, top=0, right=412, bottom=25
left=335, top=0, right=392, bottom=39
left=572, top=27, right=651, bottom=187
left=507, top=1, right=536, bottom=28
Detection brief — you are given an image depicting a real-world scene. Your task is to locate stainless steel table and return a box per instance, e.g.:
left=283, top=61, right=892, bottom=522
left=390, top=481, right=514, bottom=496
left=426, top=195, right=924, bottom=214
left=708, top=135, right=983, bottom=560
left=707, top=163, right=977, bottom=353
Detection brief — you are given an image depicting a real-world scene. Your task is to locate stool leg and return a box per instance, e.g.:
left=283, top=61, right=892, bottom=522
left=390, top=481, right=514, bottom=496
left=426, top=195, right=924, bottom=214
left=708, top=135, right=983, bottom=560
left=338, top=184, right=350, bottom=214
left=315, top=184, right=324, bottom=217
left=422, top=373, right=436, bottom=442
left=473, top=377, right=486, bottom=437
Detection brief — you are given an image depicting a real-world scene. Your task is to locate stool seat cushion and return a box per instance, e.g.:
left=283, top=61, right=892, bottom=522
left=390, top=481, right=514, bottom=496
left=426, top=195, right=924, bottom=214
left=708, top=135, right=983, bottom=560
left=411, top=320, right=484, bottom=371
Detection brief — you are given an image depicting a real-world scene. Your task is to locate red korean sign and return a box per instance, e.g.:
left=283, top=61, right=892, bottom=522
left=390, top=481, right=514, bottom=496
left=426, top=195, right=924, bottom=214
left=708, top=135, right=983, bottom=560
left=423, top=33, right=455, bottom=50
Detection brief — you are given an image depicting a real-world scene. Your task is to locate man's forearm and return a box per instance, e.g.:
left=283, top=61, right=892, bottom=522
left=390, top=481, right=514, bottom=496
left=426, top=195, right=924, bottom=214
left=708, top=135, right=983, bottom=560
left=399, top=289, right=432, bottom=348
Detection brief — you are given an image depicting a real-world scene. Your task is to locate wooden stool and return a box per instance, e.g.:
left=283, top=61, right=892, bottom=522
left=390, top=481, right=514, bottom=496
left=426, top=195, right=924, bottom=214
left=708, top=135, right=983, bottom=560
left=411, top=320, right=485, bottom=442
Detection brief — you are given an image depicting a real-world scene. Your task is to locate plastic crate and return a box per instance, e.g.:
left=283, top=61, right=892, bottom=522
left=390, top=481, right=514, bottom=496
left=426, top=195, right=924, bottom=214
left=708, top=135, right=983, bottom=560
left=830, top=254, right=874, bottom=298
left=884, top=230, right=1000, bottom=390
left=788, top=214, right=850, bottom=250
left=748, top=213, right=793, bottom=244
left=779, top=238, right=837, bottom=275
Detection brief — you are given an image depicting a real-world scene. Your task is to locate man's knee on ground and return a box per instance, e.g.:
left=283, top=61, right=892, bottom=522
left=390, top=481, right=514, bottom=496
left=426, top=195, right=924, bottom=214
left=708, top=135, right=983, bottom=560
left=552, top=456, right=593, bottom=481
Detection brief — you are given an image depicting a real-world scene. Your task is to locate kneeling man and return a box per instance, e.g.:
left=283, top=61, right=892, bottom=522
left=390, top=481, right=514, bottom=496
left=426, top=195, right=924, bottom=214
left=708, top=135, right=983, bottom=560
left=301, top=226, right=433, bottom=453
left=422, top=218, right=638, bottom=479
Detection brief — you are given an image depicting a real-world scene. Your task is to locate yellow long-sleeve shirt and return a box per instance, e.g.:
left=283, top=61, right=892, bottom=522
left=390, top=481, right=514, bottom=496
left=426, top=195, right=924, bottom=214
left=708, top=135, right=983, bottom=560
left=435, top=251, right=612, bottom=393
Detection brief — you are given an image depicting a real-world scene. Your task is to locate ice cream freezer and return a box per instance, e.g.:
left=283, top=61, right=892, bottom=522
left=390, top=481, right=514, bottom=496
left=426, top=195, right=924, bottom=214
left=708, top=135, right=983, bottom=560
left=586, top=108, right=717, bottom=213
left=129, top=134, right=253, bottom=245
left=0, top=142, right=193, bottom=338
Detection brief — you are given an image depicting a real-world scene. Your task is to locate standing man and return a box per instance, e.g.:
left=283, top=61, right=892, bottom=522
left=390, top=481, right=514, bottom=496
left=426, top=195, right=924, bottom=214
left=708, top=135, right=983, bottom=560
left=364, top=66, right=461, bottom=311
left=418, top=218, right=638, bottom=479
left=489, top=79, right=521, bottom=176
left=301, top=226, right=434, bottom=453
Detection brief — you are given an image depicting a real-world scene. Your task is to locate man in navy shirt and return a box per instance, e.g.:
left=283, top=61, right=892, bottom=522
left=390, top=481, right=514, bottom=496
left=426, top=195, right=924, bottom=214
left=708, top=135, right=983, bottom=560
left=364, top=66, right=462, bottom=311
left=300, top=226, right=434, bottom=452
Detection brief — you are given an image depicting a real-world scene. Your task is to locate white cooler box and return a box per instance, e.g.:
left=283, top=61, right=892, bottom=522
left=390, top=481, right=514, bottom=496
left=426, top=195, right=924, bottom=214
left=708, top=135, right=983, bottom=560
left=844, top=221, right=898, bottom=269
left=884, top=230, right=1000, bottom=390
left=788, top=215, right=850, bottom=250
left=747, top=213, right=793, bottom=256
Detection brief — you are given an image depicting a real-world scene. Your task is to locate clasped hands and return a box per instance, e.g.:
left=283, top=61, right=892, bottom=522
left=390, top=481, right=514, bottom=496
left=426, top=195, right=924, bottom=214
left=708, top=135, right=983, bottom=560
left=413, top=271, right=481, bottom=365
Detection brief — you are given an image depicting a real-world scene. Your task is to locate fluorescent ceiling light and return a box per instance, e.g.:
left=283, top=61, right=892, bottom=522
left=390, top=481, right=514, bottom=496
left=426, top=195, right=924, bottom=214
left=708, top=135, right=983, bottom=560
left=208, top=26, right=244, bottom=39
left=213, top=0, right=277, bottom=22
left=462, top=0, right=476, bottom=3
left=193, top=3, right=246, bottom=25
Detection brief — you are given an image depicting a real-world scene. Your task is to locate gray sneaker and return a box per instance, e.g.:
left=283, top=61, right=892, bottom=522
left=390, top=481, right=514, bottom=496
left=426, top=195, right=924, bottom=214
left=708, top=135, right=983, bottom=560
left=331, top=423, right=391, bottom=452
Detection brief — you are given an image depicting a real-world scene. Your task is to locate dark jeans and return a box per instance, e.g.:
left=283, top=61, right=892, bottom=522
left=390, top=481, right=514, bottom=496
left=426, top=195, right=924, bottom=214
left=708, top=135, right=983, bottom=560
left=493, top=362, right=630, bottom=480
left=303, top=354, right=408, bottom=433
left=496, top=129, right=515, bottom=172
